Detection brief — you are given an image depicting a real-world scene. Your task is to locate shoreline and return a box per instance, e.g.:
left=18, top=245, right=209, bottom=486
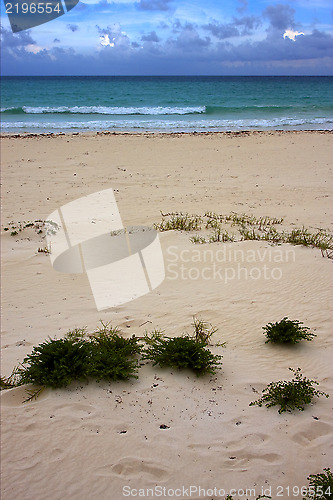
left=1, top=128, right=333, bottom=138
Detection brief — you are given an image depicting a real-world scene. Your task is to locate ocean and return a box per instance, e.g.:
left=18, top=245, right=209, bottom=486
left=1, top=76, right=332, bottom=133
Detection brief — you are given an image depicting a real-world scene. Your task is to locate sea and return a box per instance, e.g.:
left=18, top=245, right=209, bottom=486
left=1, top=76, right=332, bottom=134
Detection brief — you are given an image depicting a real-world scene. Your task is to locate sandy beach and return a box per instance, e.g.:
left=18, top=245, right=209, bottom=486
left=1, top=130, right=332, bottom=500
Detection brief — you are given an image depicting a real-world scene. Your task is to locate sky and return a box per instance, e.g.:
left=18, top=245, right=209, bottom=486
left=1, top=0, right=333, bottom=75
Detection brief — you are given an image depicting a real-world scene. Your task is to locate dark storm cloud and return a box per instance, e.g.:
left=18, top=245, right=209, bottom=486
left=214, top=28, right=333, bottom=64
left=263, top=3, right=296, bottom=31
left=203, top=15, right=261, bottom=40
left=0, top=26, right=36, bottom=48
left=203, top=22, right=239, bottom=40
left=167, top=23, right=210, bottom=52
left=141, top=31, right=160, bottom=42
left=234, top=16, right=262, bottom=34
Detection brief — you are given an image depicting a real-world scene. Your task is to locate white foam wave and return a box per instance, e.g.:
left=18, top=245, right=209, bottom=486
left=21, top=105, right=206, bottom=115
left=1, top=116, right=332, bottom=133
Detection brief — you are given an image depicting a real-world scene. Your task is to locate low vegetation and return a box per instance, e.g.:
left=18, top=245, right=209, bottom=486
left=303, top=467, right=333, bottom=500
left=249, top=368, right=329, bottom=414
left=153, top=212, right=202, bottom=232
left=142, top=331, right=222, bottom=376
left=16, top=337, right=91, bottom=389
left=1, top=319, right=222, bottom=398
left=1, top=324, right=142, bottom=401
left=263, top=317, right=316, bottom=344
left=191, top=316, right=218, bottom=345
left=87, top=325, right=142, bottom=382
left=154, top=210, right=333, bottom=258
left=1, top=319, right=329, bottom=417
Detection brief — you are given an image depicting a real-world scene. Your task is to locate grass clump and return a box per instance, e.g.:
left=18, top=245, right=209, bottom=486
left=239, top=227, right=262, bottom=241
left=205, top=211, right=283, bottom=229
left=154, top=212, right=202, bottom=232
left=155, top=210, right=332, bottom=258
left=208, top=227, right=235, bottom=243
left=250, top=368, right=329, bottom=414
left=189, top=234, right=207, bottom=244
left=192, top=316, right=218, bottom=345
left=263, top=317, right=316, bottom=344
left=303, top=468, right=333, bottom=500
left=142, top=331, right=222, bottom=377
left=286, top=227, right=333, bottom=251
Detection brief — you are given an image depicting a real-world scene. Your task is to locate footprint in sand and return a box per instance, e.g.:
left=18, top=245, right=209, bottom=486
left=99, top=457, right=170, bottom=481
left=292, top=421, right=333, bottom=446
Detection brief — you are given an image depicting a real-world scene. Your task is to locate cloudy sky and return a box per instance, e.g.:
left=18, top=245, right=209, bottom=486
left=1, top=0, right=333, bottom=75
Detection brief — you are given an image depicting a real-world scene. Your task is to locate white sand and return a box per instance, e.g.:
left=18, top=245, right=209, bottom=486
left=1, top=131, right=332, bottom=500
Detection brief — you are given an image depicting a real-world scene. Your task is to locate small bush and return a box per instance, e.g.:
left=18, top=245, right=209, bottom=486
left=303, top=468, right=333, bottom=500
left=17, top=337, right=90, bottom=388
left=250, top=368, right=329, bottom=414
left=263, top=317, right=316, bottom=344
left=142, top=332, right=222, bottom=376
left=14, top=325, right=142, bottom=390
left=88, top=330, right=141, bottom=382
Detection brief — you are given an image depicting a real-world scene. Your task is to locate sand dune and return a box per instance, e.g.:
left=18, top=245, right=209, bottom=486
left=1, top=131, right=332, bottom=499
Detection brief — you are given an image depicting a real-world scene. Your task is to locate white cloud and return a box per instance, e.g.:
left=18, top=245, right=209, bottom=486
left=283, top=29, right=305, bottom=41
left=100, top=34, right=115, bottom=46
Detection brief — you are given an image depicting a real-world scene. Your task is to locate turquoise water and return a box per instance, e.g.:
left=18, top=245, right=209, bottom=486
left=1, top=76, right=332, bottom=133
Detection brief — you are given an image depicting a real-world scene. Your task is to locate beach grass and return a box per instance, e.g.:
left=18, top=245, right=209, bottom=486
left=155, top=211, right=333, bottom=257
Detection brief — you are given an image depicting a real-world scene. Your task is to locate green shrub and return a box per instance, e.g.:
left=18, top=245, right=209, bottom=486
left=142, top=332, right=222, bottom=376
left=263, top=317, right=316, bottom=344
left=14, top=325, right=142, bottom=391
left=17, top=337, right=90, bottom=388
left=88, top=330, right=141, bottom=382
left=250, top=368, right=329, bottom=414
left=303, top=468, right=333, bottom=500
